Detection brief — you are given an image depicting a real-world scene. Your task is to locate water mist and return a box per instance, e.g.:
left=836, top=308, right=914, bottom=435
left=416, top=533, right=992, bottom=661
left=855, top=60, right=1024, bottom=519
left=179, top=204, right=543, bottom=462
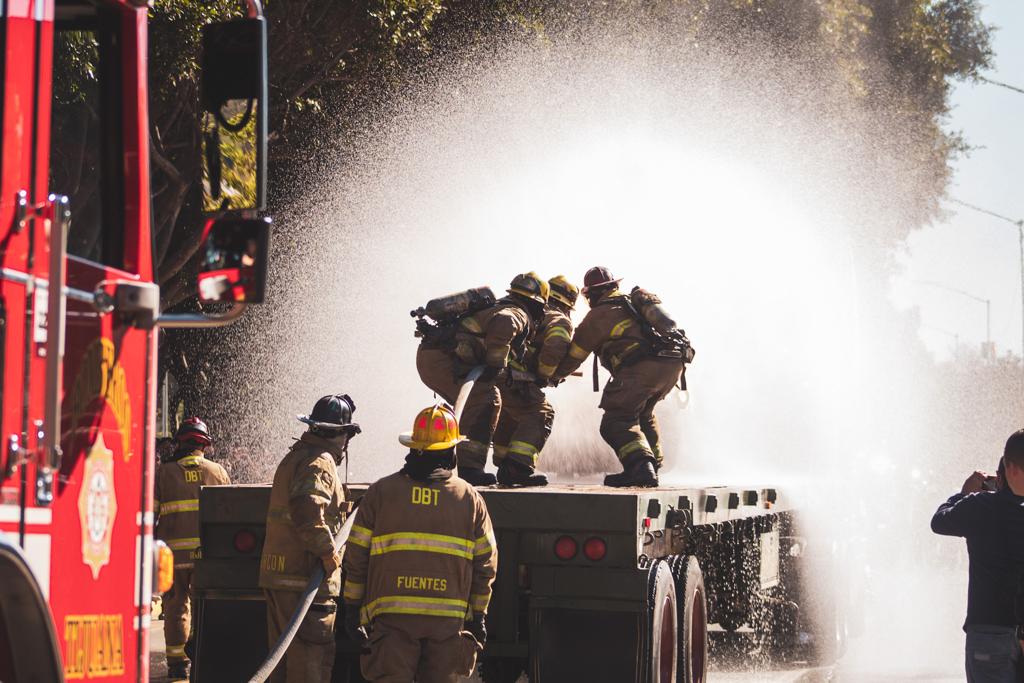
left=221, top=22, right=975, bottom=680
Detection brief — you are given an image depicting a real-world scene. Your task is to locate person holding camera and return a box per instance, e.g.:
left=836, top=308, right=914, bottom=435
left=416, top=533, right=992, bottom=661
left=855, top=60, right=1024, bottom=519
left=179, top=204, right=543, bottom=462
left=931, top=429, right=1024, bottom=683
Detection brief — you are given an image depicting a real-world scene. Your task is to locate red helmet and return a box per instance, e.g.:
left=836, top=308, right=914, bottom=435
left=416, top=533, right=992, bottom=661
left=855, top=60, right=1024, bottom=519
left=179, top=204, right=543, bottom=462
left=581, top=266, right=621, bottom=294
left=175, top=416, right=212, bottom=447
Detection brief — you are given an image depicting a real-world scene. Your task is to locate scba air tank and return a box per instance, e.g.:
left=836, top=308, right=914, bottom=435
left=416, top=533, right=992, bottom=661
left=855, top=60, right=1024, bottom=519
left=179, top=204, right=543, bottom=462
left=630, top=287, right=678, bottom=336
left=413, top=286, right=497, bottom=322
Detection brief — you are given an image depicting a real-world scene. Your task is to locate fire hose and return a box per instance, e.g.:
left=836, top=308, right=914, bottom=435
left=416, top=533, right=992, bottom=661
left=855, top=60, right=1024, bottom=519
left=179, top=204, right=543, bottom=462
left=248, top=366, right=485, bottom=681
left=247, top=511, right=356, bottom=683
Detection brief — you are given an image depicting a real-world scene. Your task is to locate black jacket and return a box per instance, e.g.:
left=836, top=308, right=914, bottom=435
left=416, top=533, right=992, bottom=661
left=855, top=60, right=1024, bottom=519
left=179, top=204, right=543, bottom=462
left=931, top=488, right=1024, bottom=629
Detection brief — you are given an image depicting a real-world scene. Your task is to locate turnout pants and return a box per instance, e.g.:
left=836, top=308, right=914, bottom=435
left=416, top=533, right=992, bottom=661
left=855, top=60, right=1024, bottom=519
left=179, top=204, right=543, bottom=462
left=361, top=614, right=480, bottom=683
left=599, top=356, right=683, bottom=469
left=493, top=383, right=554, bottom=471
left=163, top=568, right=192, bottom=666
left=416, top=346, right=501, bottom=471
left=264, top=589, right=337, bottom=683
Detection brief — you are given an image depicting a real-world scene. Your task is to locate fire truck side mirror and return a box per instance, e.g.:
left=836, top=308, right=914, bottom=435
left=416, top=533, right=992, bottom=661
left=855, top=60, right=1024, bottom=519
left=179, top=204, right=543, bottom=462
left=199, top=17, right=268, bottom=214
left=197, top=217, right=271, bottom=304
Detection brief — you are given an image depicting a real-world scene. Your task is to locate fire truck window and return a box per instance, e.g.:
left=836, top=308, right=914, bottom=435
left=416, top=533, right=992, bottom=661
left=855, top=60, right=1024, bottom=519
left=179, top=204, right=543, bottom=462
left=50, top=13, right=124, bottom=269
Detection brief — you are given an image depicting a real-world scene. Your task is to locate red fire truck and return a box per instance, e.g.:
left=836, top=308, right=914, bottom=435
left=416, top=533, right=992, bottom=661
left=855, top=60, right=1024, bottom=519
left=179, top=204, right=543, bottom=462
left=0, top=0, right=271, bottom=680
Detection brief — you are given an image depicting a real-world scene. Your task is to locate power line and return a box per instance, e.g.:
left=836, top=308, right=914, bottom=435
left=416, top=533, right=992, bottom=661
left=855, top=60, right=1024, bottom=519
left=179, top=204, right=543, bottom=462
left=980, top=76, right=1024, bottom=96
left=950, top=198, right=1023, bottom=228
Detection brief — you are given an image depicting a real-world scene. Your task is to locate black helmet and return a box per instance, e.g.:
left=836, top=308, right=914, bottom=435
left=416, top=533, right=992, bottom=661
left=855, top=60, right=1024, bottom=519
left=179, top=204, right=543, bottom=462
left=298, top=394, right=361, bottom=435
left=175, top=416, right=212, bottom=447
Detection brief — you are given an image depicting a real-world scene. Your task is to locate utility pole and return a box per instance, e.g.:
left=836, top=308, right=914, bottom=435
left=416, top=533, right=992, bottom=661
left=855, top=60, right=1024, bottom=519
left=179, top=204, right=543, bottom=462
left=950, top=198, right=1024, bottom=362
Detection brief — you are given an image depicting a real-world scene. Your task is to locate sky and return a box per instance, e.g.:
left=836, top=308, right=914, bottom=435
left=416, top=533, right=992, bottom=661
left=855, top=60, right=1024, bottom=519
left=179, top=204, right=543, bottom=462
left=893, top=1, right=1024, bottom=361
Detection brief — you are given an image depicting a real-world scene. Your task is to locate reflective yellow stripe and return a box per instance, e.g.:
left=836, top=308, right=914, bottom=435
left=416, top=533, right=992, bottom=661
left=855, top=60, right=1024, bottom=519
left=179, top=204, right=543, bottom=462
left=536, top=362, right=557, bottom=378
left=365, top=595, right=469, bottom=621
left=610, top=319, right=633, bottom=337
left=544, top=326, right=571, bottom=342
left=611, top=342, right=640, bottom=369
left=616, top=440, right=649, bottom=459
left=568, top=343, right=589, bottom=360
left=290, top=479, right=331, bottom=501
left=370, top=532, right=474, bottom=560
left=266, top=576, right=309, bottom=590
left=459, top=318, right=483, bottom=334
left=349, top=524, right=372, bottom=548
left=343, top=580, right=365, bottom=601
left=474, top=532, right=495, bottom=557
left=460, top=439, right=489, bottom=457
left=167, top=537, right=200, bottom=551
left=267, top=505, right=291, bottom=524
left=508, top=441, right=538, bottom=464
left=159, top=499, right=199, bottom=515
left=166, top=645, right=186, bottom=657
left=178, top=455, right=202, bottom=467
left=470, top=593, right=491, bottom=611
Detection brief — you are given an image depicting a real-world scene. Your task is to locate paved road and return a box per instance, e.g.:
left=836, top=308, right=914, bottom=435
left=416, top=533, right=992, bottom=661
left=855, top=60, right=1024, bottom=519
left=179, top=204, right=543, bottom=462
left=150, top=626, right=958, bottom=682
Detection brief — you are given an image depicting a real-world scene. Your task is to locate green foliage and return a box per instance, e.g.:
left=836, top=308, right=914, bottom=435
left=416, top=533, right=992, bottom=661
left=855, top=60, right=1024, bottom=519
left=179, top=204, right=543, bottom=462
left=105, top=0, right=998, bottom=303
left=51, top=31, right=98, bottom=105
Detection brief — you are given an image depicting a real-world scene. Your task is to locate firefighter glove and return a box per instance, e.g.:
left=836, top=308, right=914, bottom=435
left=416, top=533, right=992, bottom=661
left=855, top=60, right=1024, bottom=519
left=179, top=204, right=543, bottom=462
left=321, top=550, right=342, bottom=574
left=465, top=613, right=487, bottom=645
left=344, top=606, right=369, bottom=647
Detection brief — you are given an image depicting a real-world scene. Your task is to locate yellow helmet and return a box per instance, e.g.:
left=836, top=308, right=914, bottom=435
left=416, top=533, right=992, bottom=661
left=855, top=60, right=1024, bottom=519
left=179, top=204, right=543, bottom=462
left=399, top=404, right=466, bottom=451
left=548, top=275, right=579, bottom=309
left=508, top=271, right=549, bottom=305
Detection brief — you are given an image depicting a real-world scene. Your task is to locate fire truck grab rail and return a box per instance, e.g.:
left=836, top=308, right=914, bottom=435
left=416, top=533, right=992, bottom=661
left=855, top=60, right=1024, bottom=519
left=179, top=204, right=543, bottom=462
left=156, top=302, right=248, bottom=328
left=0, top=267, right=100, bottom=307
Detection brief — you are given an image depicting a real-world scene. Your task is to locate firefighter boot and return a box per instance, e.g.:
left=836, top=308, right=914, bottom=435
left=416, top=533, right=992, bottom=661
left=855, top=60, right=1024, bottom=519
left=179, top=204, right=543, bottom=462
left=166, top=661, right=189, bottom=681
left=497, top=460, right=548, bottom=487
left=604, top=455, right=659, bottom=488
left=459, top=467, right=497, bottom=486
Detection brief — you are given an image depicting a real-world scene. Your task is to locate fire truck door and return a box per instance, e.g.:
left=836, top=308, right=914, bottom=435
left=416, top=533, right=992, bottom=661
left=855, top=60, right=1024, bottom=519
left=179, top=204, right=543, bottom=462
left=0, top=0, right=56, bottom=551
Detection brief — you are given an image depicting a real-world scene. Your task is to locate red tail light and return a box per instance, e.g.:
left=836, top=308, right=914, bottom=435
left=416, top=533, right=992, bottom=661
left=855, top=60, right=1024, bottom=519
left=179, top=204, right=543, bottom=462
left=583, top=537, right=607, bottom=561
left=234, top=529, right=257, bottom=554
left=554, top=535, right=577, bottom=560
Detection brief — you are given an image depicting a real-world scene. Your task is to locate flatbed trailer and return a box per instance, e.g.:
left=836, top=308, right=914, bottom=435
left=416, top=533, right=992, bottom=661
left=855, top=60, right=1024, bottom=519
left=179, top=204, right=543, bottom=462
left=193, top=482, right=840, bottom=683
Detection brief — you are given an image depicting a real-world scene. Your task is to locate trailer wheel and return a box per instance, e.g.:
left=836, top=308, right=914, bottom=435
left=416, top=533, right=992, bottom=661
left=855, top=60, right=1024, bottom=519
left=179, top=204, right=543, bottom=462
left=479, top=656, right=526, bottom=683
left=668, top=555, right=708, bottom=683
left=644, top=560, right=678, bottom=683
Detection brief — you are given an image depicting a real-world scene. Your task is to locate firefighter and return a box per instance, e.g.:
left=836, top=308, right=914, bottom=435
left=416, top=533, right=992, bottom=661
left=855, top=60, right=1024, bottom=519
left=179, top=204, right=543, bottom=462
left=416, top=272, right=549, bottom=486
left=259, top=394, right=361, bottom=683
left=342, top=404, right=497, bottom=683
left=554, top=267, right=685, bottom=487
left=154, top=417, right=231, bottom=680
left=492, top=275, right=579, bottom=487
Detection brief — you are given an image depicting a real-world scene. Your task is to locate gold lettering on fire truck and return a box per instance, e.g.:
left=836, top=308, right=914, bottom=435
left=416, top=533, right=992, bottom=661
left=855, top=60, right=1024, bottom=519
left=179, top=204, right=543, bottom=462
left=77, top=433, right=118, bottom=579
left=67, top=338, right=133, bottom=460
left=63, top=613, right=125, bottom=679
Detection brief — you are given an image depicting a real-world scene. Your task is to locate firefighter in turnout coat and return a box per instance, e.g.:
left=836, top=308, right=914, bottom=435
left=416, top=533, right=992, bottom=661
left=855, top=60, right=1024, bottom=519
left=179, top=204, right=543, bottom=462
left=492, top=275, right=579, bottom=487
left=155, top=417, right=231, bottom=680
left=342, top=404, right=498, bottom=682
left=259, top=394, right=361, bottom=683
left=416, top=272, right=549, bottom=486
left=554, top=267, right=685, bottom=488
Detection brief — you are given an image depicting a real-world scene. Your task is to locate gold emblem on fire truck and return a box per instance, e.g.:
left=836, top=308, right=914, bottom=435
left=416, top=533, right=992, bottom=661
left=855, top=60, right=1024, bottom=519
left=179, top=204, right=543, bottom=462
left=78, top=433, right=118, bottom=579
left=67, top=338, right=133, bottom=461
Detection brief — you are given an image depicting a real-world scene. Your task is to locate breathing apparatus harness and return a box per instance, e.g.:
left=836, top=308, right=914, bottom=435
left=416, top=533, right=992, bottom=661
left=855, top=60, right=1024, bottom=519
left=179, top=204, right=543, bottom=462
left=588, top=288, right=695, bottom=392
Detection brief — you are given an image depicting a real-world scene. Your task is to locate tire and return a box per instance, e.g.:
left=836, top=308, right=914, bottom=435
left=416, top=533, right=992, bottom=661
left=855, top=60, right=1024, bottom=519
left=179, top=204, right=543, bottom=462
left=644, top=560, right=679, bottom=683
left=479, top=656, right=526, bottom=683
left=668, top=555, right=708, bottom=683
